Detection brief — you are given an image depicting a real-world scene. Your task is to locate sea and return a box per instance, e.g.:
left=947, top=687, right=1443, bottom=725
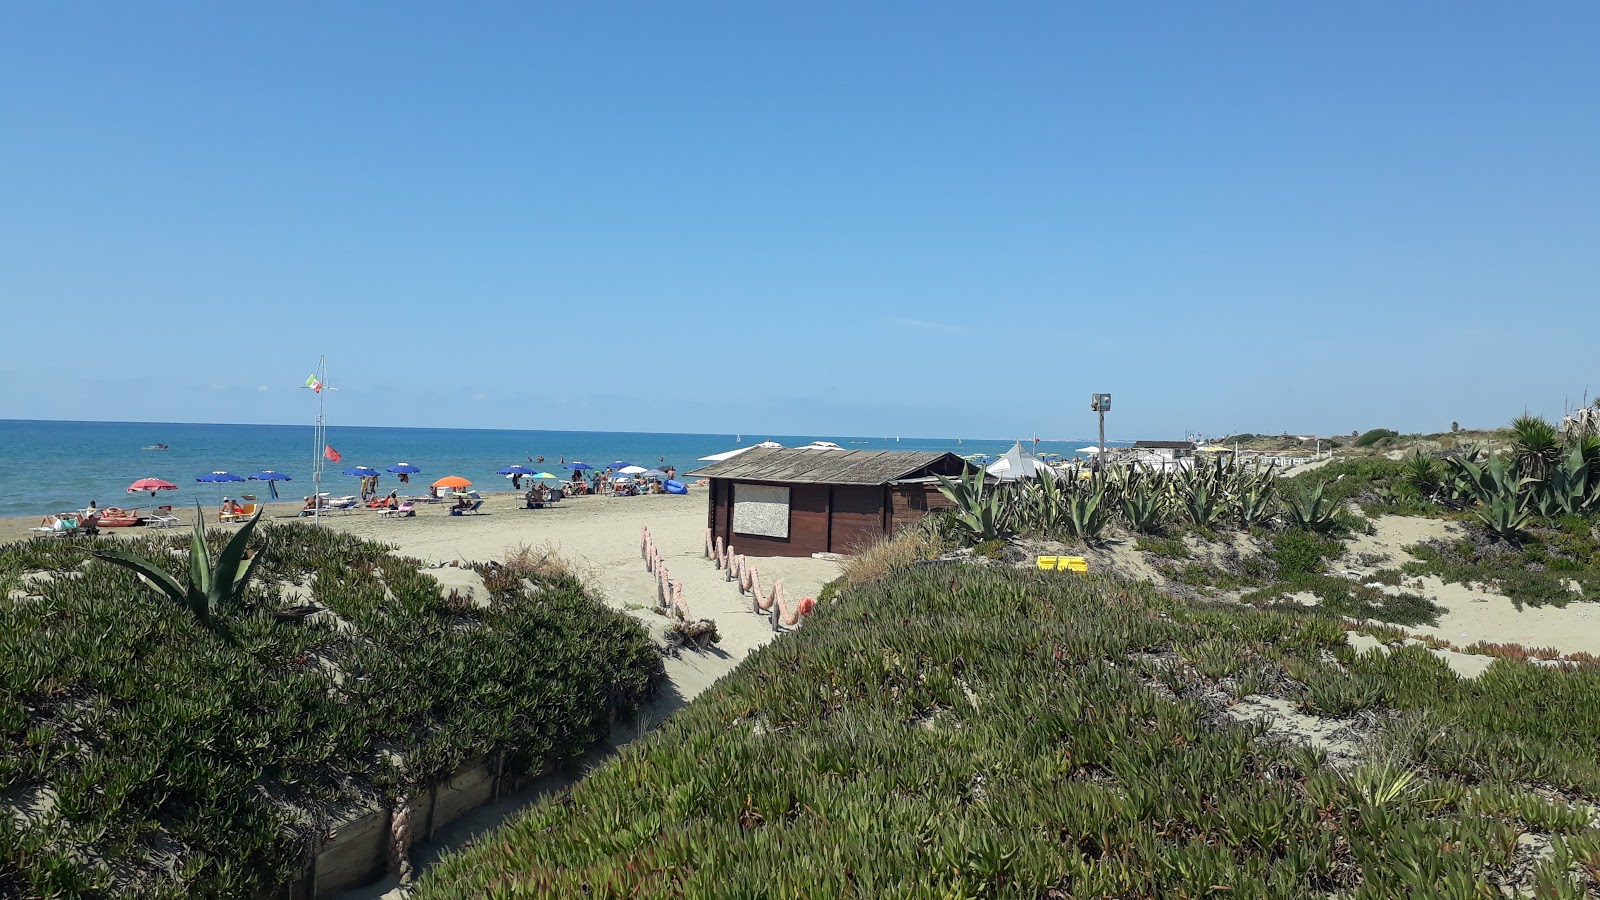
left=0, top=420, right=1108, bottom=518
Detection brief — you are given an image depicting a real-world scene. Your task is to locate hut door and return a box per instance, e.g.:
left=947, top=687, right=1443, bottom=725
left=829, top=486, right=882, bottom=553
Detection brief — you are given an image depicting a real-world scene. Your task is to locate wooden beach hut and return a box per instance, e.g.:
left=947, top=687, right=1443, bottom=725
left=687, top=448, right=973, bottom=557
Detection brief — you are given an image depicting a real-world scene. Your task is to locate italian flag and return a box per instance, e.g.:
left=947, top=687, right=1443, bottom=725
left=305, top=374, right=323, bottom=393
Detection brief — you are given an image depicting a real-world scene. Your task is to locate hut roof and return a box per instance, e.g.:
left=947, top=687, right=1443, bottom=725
left=686, top=448, right=966, bottom=485
left=1132, top=440, right=1197, bottom=450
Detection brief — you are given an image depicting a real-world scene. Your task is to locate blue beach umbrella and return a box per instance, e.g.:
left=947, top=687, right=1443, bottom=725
left=497, top=465, right=533, bottom=476
left=564, top=462, right=593, bottom=471
left=386, top=463, right=422, bottom=475
left=249, top=470, right=291, bottom=500
left=342, top=467, right=381, bottom=478
left=196, top=470, right=246, bottom=503
left=606, top=460, right=633, bottom=469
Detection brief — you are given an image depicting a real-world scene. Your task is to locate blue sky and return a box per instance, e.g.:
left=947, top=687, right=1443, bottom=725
left=2, top=3, right=1595, bottom=441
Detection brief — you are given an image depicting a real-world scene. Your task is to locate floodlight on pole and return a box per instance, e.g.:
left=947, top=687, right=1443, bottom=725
left=1091, top=393, right=1111, bottom=464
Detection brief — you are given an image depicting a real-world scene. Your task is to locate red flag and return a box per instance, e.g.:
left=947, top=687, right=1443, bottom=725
left=1033, top=434, right=1040, bottom=446
left=324, top=445, right=341, bottom=463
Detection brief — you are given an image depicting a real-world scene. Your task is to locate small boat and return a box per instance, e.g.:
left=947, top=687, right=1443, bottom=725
left=142, top=444, right=169, bottom=451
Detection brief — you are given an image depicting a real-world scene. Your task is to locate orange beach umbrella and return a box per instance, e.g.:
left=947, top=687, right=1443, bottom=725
left=431, top=475, right=472, bottom=489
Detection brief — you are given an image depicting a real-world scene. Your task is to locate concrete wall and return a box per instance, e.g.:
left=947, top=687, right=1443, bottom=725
left=270, top=752, right=516, bottom=898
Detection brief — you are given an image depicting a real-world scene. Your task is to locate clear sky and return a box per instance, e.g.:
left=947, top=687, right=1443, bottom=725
left=2, top=3, right=1595, bottom=441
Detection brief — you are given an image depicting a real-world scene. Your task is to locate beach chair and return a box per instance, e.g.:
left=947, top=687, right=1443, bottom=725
left=380, top=502, right=414, bottom=518
left=147, top=505, right=178, bottom=529
left=449, top=500, right=484, bottom=516
left=221, top=503, right=258, bottom=523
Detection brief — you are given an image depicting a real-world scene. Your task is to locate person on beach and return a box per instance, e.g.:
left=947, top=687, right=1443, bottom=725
left=80, top=501, right=101, bottom=535
left=666, top=466, right=676, bottom=481
left=398, top=472, right=410, bottom=485
left=301, top=496, right=317, bottom=515
left=511, top=473, right=523, bottom=490
left=220, top=498, right=239, bottom=521
left=383, top=491, right=398, bottom=510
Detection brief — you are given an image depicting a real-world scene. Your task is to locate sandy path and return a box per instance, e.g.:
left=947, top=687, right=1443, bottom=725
left=1342, top=516, right=1600, bottom=655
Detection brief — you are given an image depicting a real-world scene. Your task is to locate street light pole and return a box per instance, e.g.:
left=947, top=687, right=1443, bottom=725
left=1091, top=393, right=1111, bottom=468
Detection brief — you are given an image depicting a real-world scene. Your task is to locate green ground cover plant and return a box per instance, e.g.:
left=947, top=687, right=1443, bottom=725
left=0, top=524, right=661, bottom=898
left=415, top=567, right=1600, bottom=899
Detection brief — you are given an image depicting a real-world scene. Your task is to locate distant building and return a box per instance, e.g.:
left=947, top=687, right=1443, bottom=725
left=687, top=449, right=973, bottom=557
left=1131, top=440, right=1197, bottom=461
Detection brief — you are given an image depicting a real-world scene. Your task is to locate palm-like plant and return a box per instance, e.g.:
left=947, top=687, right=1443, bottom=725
left=93, top=503, right=266, bottom=630
left=1509, top=414, right=1561, bottom=483
left=1402, top=453, right=1443, bottom=501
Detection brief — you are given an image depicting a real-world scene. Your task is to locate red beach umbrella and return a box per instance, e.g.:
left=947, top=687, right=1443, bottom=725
left=128, top=478, right=179, bottom=497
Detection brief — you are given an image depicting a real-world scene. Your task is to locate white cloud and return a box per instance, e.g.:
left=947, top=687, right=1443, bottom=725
left=258, top=385, right=270, bottom=392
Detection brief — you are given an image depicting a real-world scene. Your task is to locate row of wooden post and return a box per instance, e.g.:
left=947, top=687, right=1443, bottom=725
left=642, top=526, right=689, bottom=620
left=703, top=528, right=815, bottom=629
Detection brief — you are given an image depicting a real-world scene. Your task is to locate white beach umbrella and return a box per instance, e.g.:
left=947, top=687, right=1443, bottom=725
left=698, top=446, right=755, bottom=462
left=1076, top=446, right=1102, bottom=454
left=618, top=465, right=648, bottom=475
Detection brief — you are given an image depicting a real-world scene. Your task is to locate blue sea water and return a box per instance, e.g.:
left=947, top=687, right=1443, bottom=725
left=0, top=420, right=1103, bottom=518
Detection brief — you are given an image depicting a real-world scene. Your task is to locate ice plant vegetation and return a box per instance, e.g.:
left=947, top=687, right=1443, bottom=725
left=415, top=565, right=1600, bottom=898
left=0, top=525, right=661, bottom=897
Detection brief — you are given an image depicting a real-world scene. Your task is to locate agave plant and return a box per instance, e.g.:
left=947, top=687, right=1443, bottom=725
left=1234, top=476, right=1277, bottom=528
left=1120, top=482, right=1167, bottom=533
left=1282, top=482, right=1339, bottom=533
left=1530, top=444, right=1598, bottom=518
left=93, top=503, right=266, bottom=630
left=934, top=467, right=1009, bottom=543
left=1446, top=451, right=1530, bottom=506
left=1064, top=482, right=1112, bottom=541
left=1182, top=481, right=1225, bottom=529
left=1475, top=491, right=1531, bottom=541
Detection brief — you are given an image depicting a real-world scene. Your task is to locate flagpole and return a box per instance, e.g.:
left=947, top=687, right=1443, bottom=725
left=306, top=356, right=332, bottom=524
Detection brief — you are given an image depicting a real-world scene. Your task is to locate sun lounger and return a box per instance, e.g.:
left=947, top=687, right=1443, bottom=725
left=31, top=514, right=82, bottom=538
left=221, top=502, right=260, bottom=523
left=147, top=505, right=178, bottom=528
left=449, top=500, right=484, bottom=516
left=380, top=502, right=415, bottom=518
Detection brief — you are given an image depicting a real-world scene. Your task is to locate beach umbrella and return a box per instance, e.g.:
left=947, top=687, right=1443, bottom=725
left=563, top=462, right=593, bottom=471
left=386, top=463, right=422, bottom=474
left=606, top=460, right=633, bottom=469
left=432, top=475, right=472, bottom=490
left=128, top=478, right=178, bottom=497
left=342, top=466, right=381, bottom=478
left=497, top=465, right=533, bottom=476
left=249, top=470, right=291, bottom=500
left=641, top=469, right=668, bottom=480
left=196, top=471, right=246, bottom=503
left=1077, top=446, right=1102, bottom=454
left=618, top=465, right=648, bottom=475
left=533, top=472, right=561, bottom=480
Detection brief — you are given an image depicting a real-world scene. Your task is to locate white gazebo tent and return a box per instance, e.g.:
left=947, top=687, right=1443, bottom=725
left=986, top=442, right=1055, bottom=481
